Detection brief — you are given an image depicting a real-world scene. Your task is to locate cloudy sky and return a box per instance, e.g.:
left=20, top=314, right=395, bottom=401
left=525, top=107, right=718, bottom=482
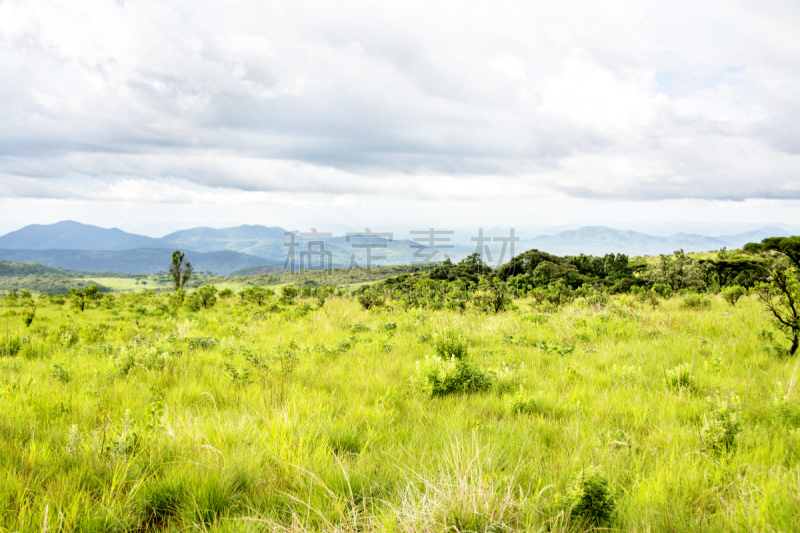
left=1, top=0, right=798, bottom=236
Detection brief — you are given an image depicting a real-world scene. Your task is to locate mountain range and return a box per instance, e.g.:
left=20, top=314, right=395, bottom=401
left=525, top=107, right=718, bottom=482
left=0, top=221, right=791, bottom=275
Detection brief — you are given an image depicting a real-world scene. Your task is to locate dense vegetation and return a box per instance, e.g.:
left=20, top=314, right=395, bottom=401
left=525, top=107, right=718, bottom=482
left=0, top=237, right=798, bottom=531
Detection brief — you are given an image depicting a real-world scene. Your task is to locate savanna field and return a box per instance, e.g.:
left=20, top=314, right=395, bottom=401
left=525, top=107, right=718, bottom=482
left=1, top=289, right=799, bottom=532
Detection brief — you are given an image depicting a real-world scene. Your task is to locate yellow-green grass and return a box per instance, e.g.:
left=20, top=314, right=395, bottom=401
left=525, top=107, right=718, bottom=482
left=0, top=292, right=798, bottom=532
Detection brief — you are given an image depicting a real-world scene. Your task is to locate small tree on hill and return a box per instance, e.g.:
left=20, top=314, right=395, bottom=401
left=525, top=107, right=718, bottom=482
left=170, top=251, right=193, bottom=290
left=756, top=266, right=799, bottom=356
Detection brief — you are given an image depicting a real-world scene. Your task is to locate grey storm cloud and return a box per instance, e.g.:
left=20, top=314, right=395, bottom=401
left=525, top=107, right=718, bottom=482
left=0, top=0, right=799, bottom=207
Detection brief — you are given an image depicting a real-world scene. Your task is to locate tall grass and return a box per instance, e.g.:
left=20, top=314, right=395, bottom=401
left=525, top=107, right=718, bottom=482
left=0, top=292, right=798, bottom=531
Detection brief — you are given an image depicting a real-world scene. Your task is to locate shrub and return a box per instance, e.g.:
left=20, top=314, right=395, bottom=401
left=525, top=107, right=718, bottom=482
left=700, top=391, right=741, bottom=453
left=771, top=382, right=800, bottom=427
left=295, top=302, right=313, bottom=317
left=187, top=336, right=219, bottom=350
left=280, top=285, right=298, bottom=301
left=218, top=288, right=234, bottom=299
left=664, top=363, right=696, bottom=393
left=558, top=465, right=616, bottom=526
left=681, top=294, right=711, bottom=309
left=506, top=385, right=540, bottom=415
left=434, top=332, right=468, bottom=360
left=0, top=335, right=22, bottom=357
left=651, top=283, right=673, bottom=299
left=195, top=285, right=218, bottom=309
left=49, top=362, right=72, bottom=384
left=358, top=291, right=385, bottom=310
left=721, top=285, right=746, bottom=307
left=412, top=356, right=494, bottom=396
left=239, top=286, right=274, bottom=306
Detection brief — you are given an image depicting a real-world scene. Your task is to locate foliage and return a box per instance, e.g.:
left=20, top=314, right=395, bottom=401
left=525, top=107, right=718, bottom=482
left=218, top=288, right=234, bottom=299
left=645, top=250, right=710, bottom=292
left=756, top=267, right=800, bottom=356
left=239, top=286, right=275, bottom=306
left=434, top=332, right=468, bottom=360
left=473, top=277, right=511, bottom=313
left=681, top=294, right=711, bottom=309
left=721, top=285, right=746, bottom=307
left=700, top=391, right=742, bottom=453
left=169, top=250, right=193, bottom=290
left=506, top=385, right=541, bottom=415
left=48, top=362, right=72, bottom=384
left=358, top=289, right=385, bottom=310
left=557, top=465, right=616, bottom=526
left=0, top=335, right=22, bottom=356
left=68, top=284, right=100, bottom=312
left=411, top=356, right=494, bottom=396
left=745, top=236, right=800, bottom=270
left=665, top=363, right=696, bottom=392
left=529, top=279, right=575, bottom=311
left=280, top=285, right=298, bottom=302
left=0, top=266, right=799, bottom=532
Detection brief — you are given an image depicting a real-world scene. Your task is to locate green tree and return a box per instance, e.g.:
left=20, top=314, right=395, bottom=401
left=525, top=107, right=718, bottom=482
left=239, top=286, right=275, bottom=306
left=195, top=285, right=218, bottom=309
left=169, top=251, right=193, bottom=290
left=746, top=236, right=800, bottom=270
left=69, top=285, right=88, bottom=312
left=756, top=267, right=799, bottom=356
left=474, top=277, right=510, bottom=313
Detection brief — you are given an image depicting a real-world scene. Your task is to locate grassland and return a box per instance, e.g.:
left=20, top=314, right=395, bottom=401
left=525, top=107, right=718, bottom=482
left=1, top=291, right=799, bottom=532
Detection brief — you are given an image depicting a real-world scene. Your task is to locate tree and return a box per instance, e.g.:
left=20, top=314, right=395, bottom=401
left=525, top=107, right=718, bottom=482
left=474, top=277, right=511, bottom=313
left=170, top=251, right=193, bottom=290
left=756, top=267, right=799, bottom=356
left=69, top=287, right=87, bottom=312
left=239, top=286, right=274, bottom=306
left=747, top=236, right=800, bottom=270
left=195, top=285, right=218, bottom=309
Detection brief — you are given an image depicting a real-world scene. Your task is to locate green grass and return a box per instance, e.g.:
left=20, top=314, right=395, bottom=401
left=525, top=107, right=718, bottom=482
left=0, top=292, right=799, bottom=532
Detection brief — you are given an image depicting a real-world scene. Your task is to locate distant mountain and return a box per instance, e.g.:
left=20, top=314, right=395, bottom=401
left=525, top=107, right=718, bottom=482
left=0, top=249, right=278, bottom=275
left=0, top=221, right=793, bottom=274
left=522, top=226, right=791, bottom=256
left=0, top=221, right=161, bottom=250
left=158, top=225, right=288, bottom=253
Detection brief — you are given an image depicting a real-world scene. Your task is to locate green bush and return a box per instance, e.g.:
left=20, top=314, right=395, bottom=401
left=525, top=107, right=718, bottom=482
left=239, top=286, right=275, bottom=306
left=0, top=335, right=22, bottom=357
left=506, top=385, right=541, bottom=415
left=280, top=285, right=298, bottom=302
left=434, top=332, right=468, bottom=360
left=218, top=288, right=234, bottom=299
left=411, top=356, right=494, bottom=396
left=665, top=363, right=696, bottom=393
left=772, top=383, right=800, bottom=427
left=558, top=465, right=616, bottom=526
left=681, top=294, right=711, bottom=309
left=721, top=285, right=746, bottom=307
left=48, top=362, right=72, bottom=384
left=358, top=291, right=385, bottom=310
left=651, top=283, right=673, bottom=299
left=700, top=391, right=741, bottom=453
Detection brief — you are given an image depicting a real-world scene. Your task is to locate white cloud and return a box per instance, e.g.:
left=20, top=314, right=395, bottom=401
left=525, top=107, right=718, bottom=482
left=0, top=0, right=798, bottom=231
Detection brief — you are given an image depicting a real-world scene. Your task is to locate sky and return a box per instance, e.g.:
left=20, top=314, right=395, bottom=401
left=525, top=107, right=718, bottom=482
left=0, top=0, right=799, bottom=237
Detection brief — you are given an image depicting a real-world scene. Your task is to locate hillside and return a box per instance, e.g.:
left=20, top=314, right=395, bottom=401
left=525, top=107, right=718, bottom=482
left=0, top=249, right=277, bottom=275
left=0, top=222, right=792, bottom=273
